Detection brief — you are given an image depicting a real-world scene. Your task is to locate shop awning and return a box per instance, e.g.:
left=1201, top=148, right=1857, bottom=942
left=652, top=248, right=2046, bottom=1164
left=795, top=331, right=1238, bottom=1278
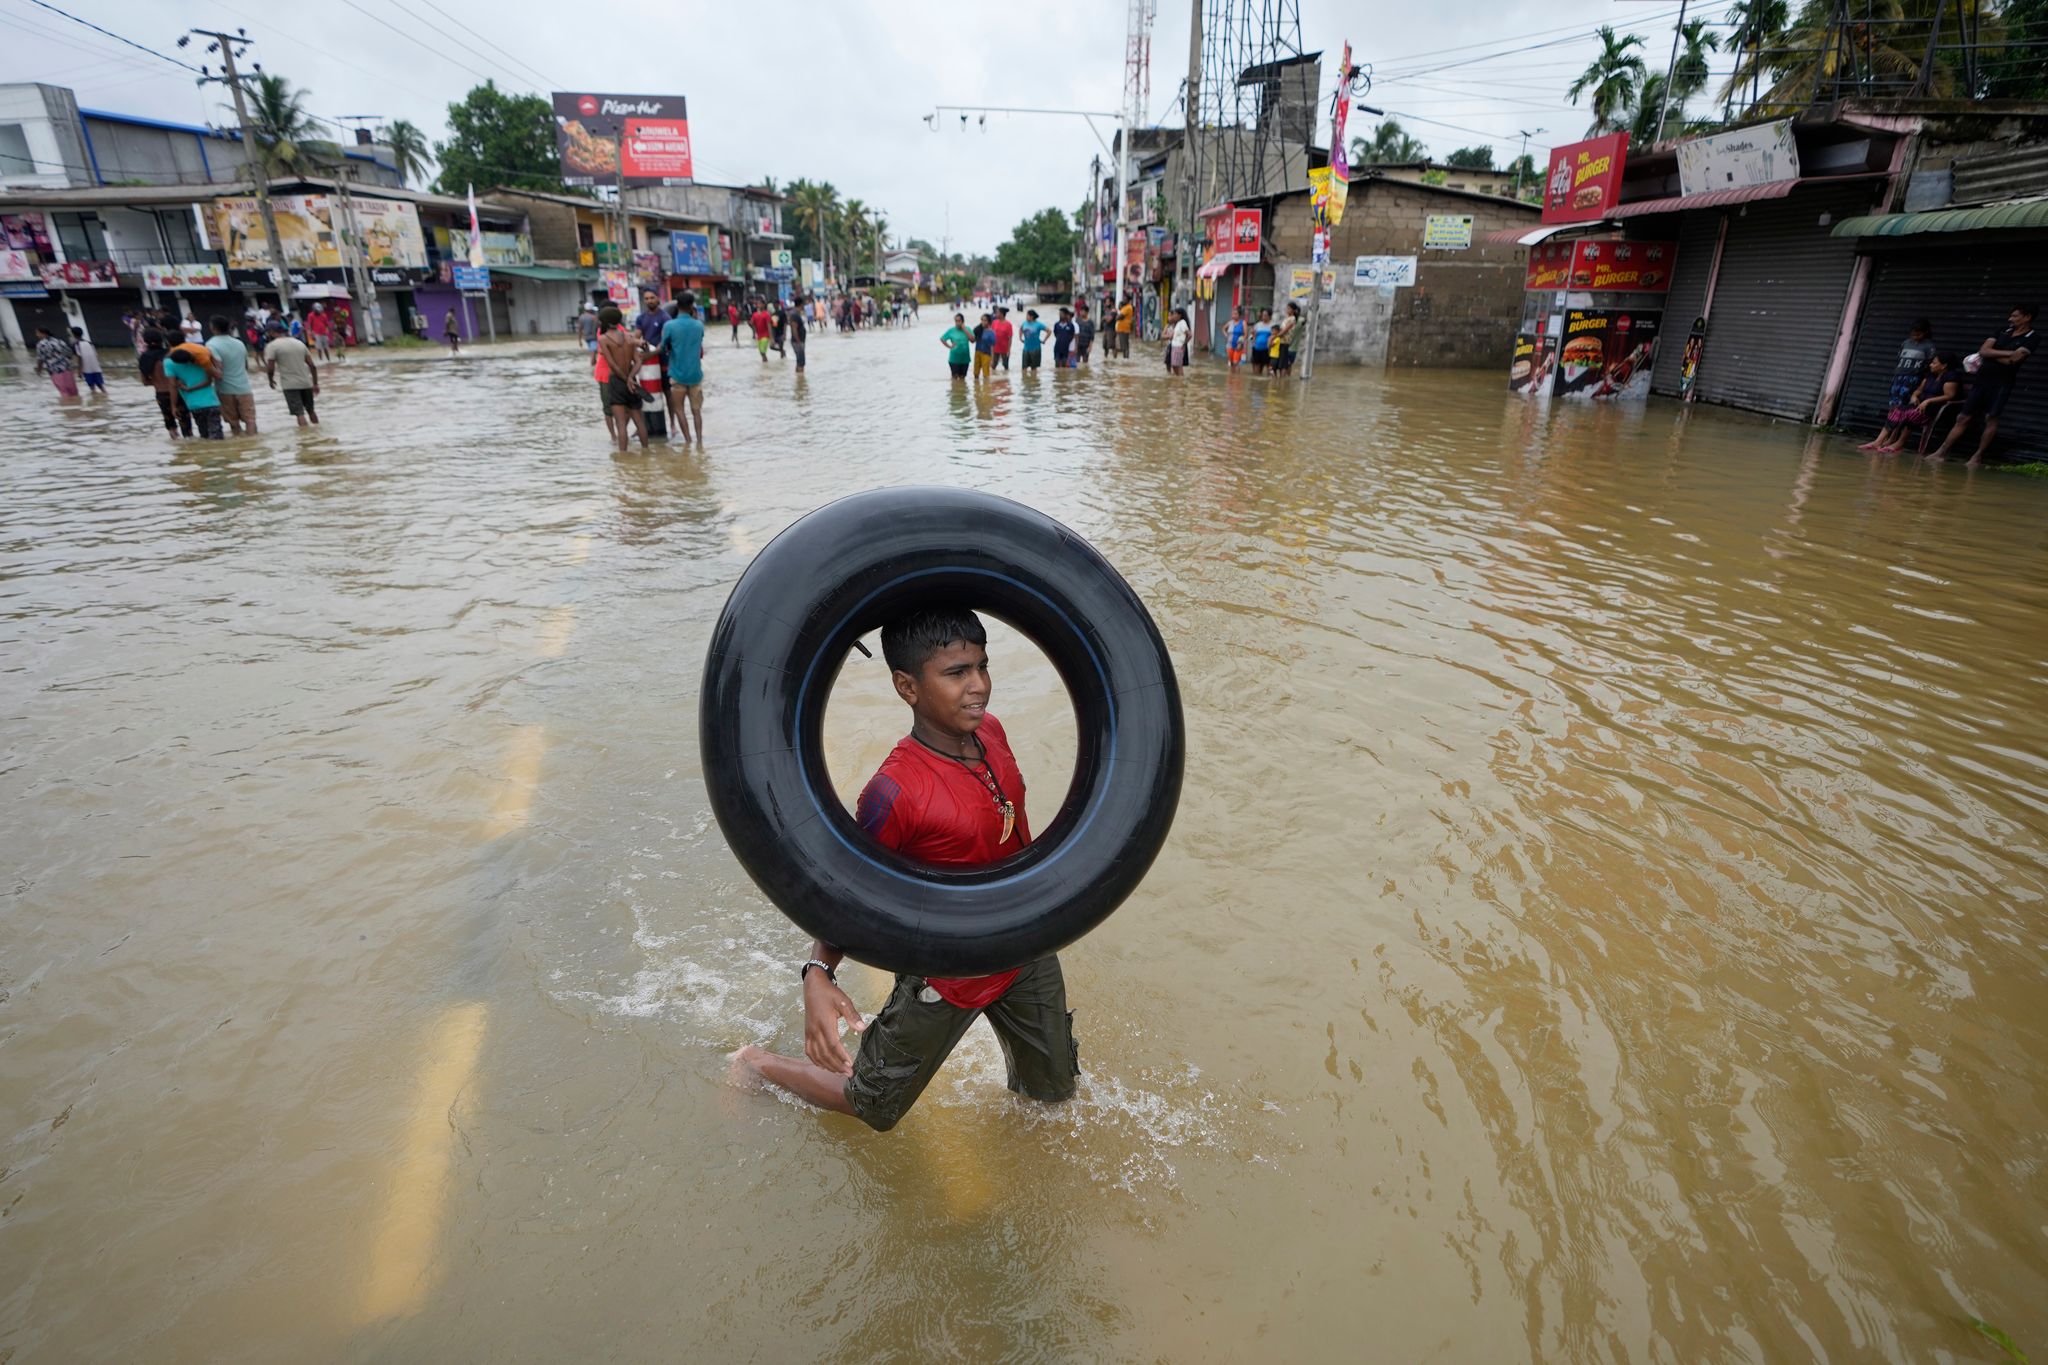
left=1604, top=179, right=1801, bottom=218
left=292, top=283, right=350, bottom=299
left=1196, top=257, right=1231, bottom=279
left=1480, top=222, right=1580, bottom=246
left=491, top=264, right=597, bottom=282
left=1831, top=196, right=2048, bottom=238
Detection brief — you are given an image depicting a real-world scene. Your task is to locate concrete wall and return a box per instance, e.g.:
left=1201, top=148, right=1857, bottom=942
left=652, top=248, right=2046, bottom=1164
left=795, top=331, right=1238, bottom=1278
left=1265, top=180, right=1537, bottom=369
left=0, top=84, right=85, bottom=188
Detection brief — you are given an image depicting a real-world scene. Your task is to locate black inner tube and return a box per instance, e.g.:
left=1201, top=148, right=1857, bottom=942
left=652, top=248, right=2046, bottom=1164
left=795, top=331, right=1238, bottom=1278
left=700, top=486, right=1183, bottom=977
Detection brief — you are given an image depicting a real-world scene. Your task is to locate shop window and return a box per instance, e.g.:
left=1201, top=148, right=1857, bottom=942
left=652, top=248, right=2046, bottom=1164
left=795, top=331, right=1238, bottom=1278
left=51, top=212, right=108, bottom=261
left=577, top=222, right=595, bottom=249
left=0, top=123, right=32, bottom=177
left=155, top=209, right=202, bottom=259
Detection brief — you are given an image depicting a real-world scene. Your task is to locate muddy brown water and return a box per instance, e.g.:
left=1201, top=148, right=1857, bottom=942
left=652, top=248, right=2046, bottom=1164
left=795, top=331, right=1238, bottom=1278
left=3, top=326, right=2046, bottom=1362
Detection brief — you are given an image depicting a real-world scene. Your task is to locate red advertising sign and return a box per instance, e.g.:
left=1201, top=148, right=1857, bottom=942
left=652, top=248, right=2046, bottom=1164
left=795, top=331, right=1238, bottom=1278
left=1230, top=206, right=1262, bottom=262
left=1566, top=238, right=1676, bottom=292
left=622, top=119, right=692, bottom=181
left=1524, top=240, right=1575, bottom=290
left=1542, top=132, right=1629, bottom=224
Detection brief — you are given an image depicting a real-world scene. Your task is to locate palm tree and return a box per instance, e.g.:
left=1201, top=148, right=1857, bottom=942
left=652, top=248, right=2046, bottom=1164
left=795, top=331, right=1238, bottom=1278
left=839, top=197, right=869, bottom=275
left=1674, top=16, right=1721, bottom=100
left=1350, top=119, right=1427, bottom=167
left=1719, top=0, right=1983, bottom=112
left=380, top=119, right=431, bottom=188
left=1567, top=27, right=1649, bottom=135
left=787, top=177, right=841, bottom=277
left=240, top=74, right=330, bottom=178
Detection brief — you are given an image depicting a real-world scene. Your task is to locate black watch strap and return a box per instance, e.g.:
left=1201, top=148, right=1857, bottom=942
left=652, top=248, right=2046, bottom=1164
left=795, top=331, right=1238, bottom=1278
left=801, top=958, right=836, bottom=984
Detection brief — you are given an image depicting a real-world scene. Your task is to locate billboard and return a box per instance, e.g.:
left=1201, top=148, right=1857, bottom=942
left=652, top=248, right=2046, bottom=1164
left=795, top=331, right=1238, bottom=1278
left=1555, top=308, right=1662, bottom=402
left=1211, top=207, right=1262, bottom=266
left=215, top=196, right=427, bottom=270
left=1566, top=239, right=1676, bottom=292
left=552, top=92, right=693, bottom=187
left=1676, top=119, right=1798, bottom=196
left=671, top=230, right=712, bottom=274
left=1, top=212, right=52, bottom=253
left=1543, top=132, right=1629, bottom=223
left=1524, top=240, right=1575, bottom=291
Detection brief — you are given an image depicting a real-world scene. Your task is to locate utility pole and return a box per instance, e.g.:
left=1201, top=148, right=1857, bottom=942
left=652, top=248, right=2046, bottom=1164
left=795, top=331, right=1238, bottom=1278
left=1654, top=0, right=1689, bottom=146
left=330, top=167, right=383, bottom=343
left=1515, top=128, right=1545, bottom=199
left=190, top=29, right=293, bottom=317
left=1180, top=0, right=1202, bottom=326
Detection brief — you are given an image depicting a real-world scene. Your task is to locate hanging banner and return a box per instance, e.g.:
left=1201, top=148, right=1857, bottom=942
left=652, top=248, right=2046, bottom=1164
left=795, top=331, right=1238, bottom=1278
left=40, top=260, right=119, bottom=289
left=1423, top=215, right=1474, bottom=250
left=552, top=92, right=693, bottom=187
left=1567, top=239, right=1677, bottom=292
left=1555, top=308, right=1662, bottom=402
left=1542, top=132, right=1630, bottom=224
left=142, top=263, right=227, bottom=290
left=1331, top=41, right=1354, bottom=187
left=1677, top=120, right=1798, bottom=196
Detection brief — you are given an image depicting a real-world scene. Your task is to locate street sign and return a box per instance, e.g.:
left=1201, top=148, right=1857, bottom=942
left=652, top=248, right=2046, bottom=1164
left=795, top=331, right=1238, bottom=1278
left=1354, top=255, right=1418, bottom=287
left=1423, top=216, right=1474, bottom=250
left=452, top=264, right=491, bottom=291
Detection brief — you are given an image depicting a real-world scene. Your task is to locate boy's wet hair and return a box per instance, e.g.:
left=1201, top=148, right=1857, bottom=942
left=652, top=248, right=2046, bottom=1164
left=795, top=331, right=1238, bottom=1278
left=598, top=305, right=623, bottom=328
left=882, top=608, right=988, bottom=678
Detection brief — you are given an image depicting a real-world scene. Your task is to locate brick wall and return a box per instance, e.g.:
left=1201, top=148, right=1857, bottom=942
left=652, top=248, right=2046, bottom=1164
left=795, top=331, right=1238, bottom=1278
left=1264, top=180, right=1540, bottom=369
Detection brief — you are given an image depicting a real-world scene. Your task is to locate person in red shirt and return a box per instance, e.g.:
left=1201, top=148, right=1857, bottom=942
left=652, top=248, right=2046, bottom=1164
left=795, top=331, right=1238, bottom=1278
left=731, top=607, right=1080, bottom=1130
left=749, top=300, right=773, bottom=363
left=989, top=305, right=1015, bottom=371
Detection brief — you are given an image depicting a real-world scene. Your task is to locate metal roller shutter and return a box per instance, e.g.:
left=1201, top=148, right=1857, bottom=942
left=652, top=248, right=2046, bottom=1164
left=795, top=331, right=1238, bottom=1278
left=1648, top=212, right=1721, bottom=396
left=1838, top=244, right=2048, bottom=460
left=1691, top=182, right=1881, bottom=420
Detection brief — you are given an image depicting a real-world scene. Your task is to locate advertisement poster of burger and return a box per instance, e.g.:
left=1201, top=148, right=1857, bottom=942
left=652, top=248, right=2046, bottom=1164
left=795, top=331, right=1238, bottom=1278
left=1566, top=239, right=1676, bottom=292
left=552, top=93, right=693, bottom=187
left=1509, top=330, right=1559, bottom=396
left=1555, top=308, right=1662, bottom=402
left=1542, top=132, right=1629, bottom=224
left=1524, top=241, right=1575, bottom=291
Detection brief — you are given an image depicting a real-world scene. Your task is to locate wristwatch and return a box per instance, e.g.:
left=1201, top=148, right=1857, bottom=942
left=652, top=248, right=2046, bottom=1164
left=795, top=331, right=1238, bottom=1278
left=801, top=959, right=837, bottom=985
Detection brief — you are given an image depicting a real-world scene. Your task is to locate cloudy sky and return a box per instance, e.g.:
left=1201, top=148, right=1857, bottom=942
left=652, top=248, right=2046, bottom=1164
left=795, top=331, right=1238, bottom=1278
left=8, top=0, right=1741, bottom=252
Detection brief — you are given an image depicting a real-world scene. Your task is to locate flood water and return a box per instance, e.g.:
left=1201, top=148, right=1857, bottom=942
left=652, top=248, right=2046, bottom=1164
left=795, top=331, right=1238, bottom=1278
left=4, top=322, right=2047, bottom=1363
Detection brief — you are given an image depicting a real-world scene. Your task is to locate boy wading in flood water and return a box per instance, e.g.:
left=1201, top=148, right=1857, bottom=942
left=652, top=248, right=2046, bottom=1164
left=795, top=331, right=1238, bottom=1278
left=732, top=608, right=1081, bottom=1131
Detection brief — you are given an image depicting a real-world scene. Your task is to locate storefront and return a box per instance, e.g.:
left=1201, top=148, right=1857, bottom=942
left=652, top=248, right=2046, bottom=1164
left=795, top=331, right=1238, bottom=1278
left=497, top=263, right=595, bottom=338
left=1830, top=200, right=2048, bottom=460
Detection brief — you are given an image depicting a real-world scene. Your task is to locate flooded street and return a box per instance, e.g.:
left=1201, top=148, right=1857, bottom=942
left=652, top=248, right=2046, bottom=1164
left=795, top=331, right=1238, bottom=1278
left=5, top=323, right=2048, bottom=1363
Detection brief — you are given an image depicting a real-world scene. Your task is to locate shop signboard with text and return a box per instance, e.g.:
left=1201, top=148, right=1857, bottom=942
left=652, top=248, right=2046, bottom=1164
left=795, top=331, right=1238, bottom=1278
left=142, top=263, right=227, bottom=291
left=671, top=230, right=712, bottom=275
left=1211, top=206, right=1262, bottom=266
left=1353, top=255, right=1417, bottom=287
left=1677, top=120, right=1797, bottom=196
left=215, top=196, right=426, bottom=270
left=1423, top=215, right=1473, bottom=250
left=1524, top=240, right=1575, bottom=290
left=1555, top=308, right=1661, bottom=402
left=553, top=92, right=693, bottom=187
left=1566, top=239, right=1676, bottom=292
left=1509, top=330, right=1558, bottom=395
left=1542, top=132, right=1629, bottom=224
left=451, top=264, right=490, bottom=291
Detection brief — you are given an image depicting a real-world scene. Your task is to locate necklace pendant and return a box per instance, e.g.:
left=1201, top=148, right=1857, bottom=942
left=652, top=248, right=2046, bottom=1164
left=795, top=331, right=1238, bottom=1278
left=999, top=802, right=1015, bottom=845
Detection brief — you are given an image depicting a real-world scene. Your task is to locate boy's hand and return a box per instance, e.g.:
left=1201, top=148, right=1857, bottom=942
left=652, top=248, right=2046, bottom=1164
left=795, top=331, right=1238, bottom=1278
left=802, top=973, right=865, bottom=1075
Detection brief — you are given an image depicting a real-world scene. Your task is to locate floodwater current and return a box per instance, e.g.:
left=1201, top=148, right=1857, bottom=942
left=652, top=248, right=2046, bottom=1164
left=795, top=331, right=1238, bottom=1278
left=3, top=323, right=2047, bottom=1363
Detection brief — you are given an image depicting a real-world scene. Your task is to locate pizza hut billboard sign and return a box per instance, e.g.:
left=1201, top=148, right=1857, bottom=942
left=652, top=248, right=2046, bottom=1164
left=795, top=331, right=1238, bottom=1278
left=552, top=92, right=693, bottom=188
left=1543, top=132, right=1629, bottom=225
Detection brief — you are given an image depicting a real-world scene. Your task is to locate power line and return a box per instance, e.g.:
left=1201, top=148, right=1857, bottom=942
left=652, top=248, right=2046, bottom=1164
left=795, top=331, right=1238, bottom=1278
left=332, top=0, right=501, bottom=86
left=367, top=0, right=555, bottom=94
left=411, top=0, right=560, bottom=89
left=19, top=0, right=199, bottom=71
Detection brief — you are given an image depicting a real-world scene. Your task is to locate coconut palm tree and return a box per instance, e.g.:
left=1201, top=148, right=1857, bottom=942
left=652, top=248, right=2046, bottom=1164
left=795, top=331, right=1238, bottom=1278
left=240, top=74, right=331, bottom=178
left=787, top=177, right=840, bottom=277
left=1567, top=27, right=1649, bottom=135
left=1719, top=0, right=1985, bottom=112
left=1350, top=118, right=1427, bottom=167
left=839, top=197, right=869, bottom=274
left=380, top=119, right=431, bottom=188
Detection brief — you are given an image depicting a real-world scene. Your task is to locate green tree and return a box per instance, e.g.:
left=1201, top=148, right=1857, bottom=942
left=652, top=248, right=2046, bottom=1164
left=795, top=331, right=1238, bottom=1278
left=433, top=81, right=562, bottom=194
left=380, top=119, right=431, bottom=188
left=240, top=74, right=333, bottom=178
left=1568, top=26, right=1649, bottom=134
left=1351, top=119, right=1427, bottom=166
left=1506, top=152, right=1538, bottom=186
left=786, top=177, right=840, bottom=267
left=1987, top=0, right=2048, bottom=96
left=1719, top=0, right=1992, bottom=112
left=1444, top=145, right=1497, bottom=170
left=992, top=207, right=1075, bottom=285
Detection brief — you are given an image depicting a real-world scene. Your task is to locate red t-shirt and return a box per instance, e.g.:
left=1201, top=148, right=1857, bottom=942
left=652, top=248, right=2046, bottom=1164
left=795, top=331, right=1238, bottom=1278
left=750, top=309, right=771, bottom=337
left=855, top=714, right=1030, bottom=1009
left=991, top=318, right=1014, bottom=354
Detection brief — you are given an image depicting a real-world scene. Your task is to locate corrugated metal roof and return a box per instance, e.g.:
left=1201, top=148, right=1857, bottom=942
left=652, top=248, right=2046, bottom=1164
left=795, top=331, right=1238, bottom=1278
left=1604, top=179, right=1800, bottom=218
left=1479, top=223, right=1582, bottom=245
left=1832, top=196, right=2048, bottom=237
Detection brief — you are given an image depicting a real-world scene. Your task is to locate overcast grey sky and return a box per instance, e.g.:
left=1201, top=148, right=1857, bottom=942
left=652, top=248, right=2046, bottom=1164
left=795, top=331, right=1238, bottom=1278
left=7, top=0, right=1740, bottom=253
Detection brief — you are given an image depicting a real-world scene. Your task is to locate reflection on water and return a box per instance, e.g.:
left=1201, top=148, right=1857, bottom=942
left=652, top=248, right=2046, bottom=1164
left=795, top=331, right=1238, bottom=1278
left=3, top=329, right=2047, bottom=1362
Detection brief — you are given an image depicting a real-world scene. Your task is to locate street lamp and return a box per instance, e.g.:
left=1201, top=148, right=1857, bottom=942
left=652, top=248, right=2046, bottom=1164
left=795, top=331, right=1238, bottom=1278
left=1516, top=129, right=1546, bottom=198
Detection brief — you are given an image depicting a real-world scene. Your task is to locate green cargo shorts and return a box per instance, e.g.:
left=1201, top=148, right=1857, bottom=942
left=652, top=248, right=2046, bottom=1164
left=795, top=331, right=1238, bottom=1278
left=843, top=955, right=1079, bottom=1132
